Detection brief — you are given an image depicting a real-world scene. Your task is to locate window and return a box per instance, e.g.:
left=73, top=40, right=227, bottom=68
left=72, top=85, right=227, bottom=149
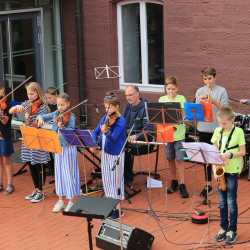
left=0, top=0, right=64, bottom=96
left=117, top=1, right=164, bottom=91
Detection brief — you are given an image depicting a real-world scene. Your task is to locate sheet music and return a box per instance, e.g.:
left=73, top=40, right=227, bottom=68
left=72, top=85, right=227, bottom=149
left=182, top=142, right=224, bottom=165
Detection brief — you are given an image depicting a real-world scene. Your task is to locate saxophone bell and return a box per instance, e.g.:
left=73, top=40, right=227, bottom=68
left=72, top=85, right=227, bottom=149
left=213, top=165, right=226, bottom=191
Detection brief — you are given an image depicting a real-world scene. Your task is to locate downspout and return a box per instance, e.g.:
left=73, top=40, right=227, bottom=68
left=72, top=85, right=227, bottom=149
left=75, top=0, right=85, bottom=126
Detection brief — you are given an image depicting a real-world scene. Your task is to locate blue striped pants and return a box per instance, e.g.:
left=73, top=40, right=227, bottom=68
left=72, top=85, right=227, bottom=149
left=54, top=146, right=80, bottom=199
left=101, top=151, right=124, bottom=200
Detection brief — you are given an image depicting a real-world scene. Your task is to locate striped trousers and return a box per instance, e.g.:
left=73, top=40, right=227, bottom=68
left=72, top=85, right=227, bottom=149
left=101, top=151, right=125, bottom=200
left=54, top=146, right=80, bottom=199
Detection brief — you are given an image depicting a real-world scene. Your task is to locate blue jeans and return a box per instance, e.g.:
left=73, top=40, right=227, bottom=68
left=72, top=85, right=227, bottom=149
left=218, top=173, right=238, bottom=232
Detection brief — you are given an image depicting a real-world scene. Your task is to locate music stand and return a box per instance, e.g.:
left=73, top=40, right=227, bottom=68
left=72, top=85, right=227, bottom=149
left=125, top=102, right=183, bottom=216
left=181, top=142, right=223, bottom=165
left=181, top=142, right=223, bottom=249
left=184, top=102, right=204, bottom=139
left=63, top=196, right=119, bottom=250
left=20, top=126, right=62, bottom=153
left=60, top=129, right=98, bottom=194
left=60, top=129, right=97, bottom=148
left=145, top=102, right=183, bottom=125
left=184, top=103, right=204, bottom=122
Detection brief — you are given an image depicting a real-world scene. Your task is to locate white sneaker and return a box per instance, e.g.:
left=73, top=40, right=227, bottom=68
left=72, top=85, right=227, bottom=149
left=64, top=201, right=74, bottom=212
left=25, top=191, right=37, bottom=200
left=52, top=200, right=65, bottom=213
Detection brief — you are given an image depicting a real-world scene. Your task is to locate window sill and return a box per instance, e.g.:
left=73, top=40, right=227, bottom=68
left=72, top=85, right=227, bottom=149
left=120, top=83, right=164, bottom=93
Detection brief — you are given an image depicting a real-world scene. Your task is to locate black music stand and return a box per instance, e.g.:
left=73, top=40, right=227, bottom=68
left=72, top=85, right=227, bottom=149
left=145, top=102, right=183, bottom=125
left=63, top=196, right=119, bottom=250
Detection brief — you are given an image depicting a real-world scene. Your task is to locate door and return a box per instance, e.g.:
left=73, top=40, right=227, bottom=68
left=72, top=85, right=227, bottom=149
left=0, top=11, right=43, bottom=102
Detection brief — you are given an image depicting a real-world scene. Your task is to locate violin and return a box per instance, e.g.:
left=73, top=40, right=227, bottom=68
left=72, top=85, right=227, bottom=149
left=0, top=96, right=9, bottom=125
left=55, top=111, right=71, bottom=128
left=24, top=99, right=42, bottom=127
left=102, top=111, right=120, bottom=134
left=0, top=97, right=7, bottom=111
left=30, top=99, right=42, bottom=115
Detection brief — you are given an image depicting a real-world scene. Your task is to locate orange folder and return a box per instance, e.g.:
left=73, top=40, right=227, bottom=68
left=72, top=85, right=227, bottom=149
left=200, top=101, right=213, bottom=122
left=20, top=126, right=62, bottom=154
left=156, top=124, right=174, bottom=143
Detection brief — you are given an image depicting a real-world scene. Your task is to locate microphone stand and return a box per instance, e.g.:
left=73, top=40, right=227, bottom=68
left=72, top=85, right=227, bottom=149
left=112, top=123, right=135, bottom=172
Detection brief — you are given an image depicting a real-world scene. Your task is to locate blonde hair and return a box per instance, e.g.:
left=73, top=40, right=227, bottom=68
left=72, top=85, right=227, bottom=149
left=217, top=106, right=235, bottom=120
left=26, top=82, right=46, bottom=104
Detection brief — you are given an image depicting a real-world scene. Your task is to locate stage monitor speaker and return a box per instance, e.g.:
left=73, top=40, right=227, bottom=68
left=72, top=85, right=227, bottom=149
left=96, top=218, right=154, bottom=250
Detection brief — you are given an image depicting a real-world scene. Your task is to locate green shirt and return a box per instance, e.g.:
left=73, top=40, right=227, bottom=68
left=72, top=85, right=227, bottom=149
left=158, top=95, right=186, bottom=141
left=211, top=126, right=245, bottom=173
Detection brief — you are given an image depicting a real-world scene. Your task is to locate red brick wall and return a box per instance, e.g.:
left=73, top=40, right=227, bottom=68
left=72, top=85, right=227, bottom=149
left=62, top=0, right=250, bottom=127
left=164, top=0, right=250, bottom=113
left=61, top=0, right=79, bottom=105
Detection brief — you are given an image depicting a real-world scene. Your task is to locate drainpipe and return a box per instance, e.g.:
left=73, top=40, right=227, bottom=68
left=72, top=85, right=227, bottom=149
left=75, top=0, right=85, bottom=125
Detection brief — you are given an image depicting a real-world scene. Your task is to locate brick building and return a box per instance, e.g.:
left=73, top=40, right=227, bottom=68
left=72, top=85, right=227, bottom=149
left=1, top=0, right=250, bottom=127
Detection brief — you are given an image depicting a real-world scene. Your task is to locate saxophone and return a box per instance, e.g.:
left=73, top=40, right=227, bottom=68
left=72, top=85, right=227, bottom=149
left=212, top=165, right=226, bottom=191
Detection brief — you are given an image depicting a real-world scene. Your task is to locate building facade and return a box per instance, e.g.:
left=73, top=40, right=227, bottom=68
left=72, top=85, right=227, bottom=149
left=1, top=1, right=250, bottom=126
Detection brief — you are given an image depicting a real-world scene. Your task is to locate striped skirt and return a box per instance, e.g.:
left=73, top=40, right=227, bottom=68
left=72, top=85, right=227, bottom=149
left=54, top=146, right=80, bottom=199
left=101, top=151, right=125, bottom=200
left=21, top=143, right=50, bottom=165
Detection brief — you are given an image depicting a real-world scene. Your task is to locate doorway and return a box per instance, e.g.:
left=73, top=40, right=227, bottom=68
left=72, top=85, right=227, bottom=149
left=0, top=10, right=43, bottom=102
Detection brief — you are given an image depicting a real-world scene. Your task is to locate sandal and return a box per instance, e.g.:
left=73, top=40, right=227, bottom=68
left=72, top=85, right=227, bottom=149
left=0, top=184, right=3, bottom=192
left=4, top=184, right=15, bottom=195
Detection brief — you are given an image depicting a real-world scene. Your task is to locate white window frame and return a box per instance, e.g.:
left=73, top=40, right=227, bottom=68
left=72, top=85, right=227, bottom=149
left=117, top=0, right=164, bottom=92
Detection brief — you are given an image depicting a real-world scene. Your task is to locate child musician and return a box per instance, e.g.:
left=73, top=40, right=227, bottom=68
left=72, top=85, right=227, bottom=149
left=37, top=93, right=80, bottom=212
left=159, top=76, right=189, bottom=198
left=212, top=106, right=245, bottom=245
left=45, top=87, right=59, bottom=112
left=45, top=86, right=59, bottom=177
left=91, top=92, right=126, bottom=219
left=9, top=82, right=50, bottom=203
left=195, top=67, right=229, bottom=204
left=0, top=85, right=14, bottom=194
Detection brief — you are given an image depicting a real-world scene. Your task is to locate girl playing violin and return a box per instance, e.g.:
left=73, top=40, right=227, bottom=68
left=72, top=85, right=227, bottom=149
left=91, top=92, right=126, bottom=219
left=0, top=84, right=14, bottom=194
left=9, top=82, right=50, bottom=203
left=37, top=93, right=80, bottom=212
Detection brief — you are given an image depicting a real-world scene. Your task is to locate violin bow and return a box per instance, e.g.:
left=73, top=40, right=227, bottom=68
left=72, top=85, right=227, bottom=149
left=42, top=98, right=89, bottom=125
left=0, top=75, right=32, bottom=102
left=58, top=98, right=88, bottom=117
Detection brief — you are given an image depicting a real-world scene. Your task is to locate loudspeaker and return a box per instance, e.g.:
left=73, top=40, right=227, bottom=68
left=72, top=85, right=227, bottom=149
left=96, top=218, right=154, bottom=250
